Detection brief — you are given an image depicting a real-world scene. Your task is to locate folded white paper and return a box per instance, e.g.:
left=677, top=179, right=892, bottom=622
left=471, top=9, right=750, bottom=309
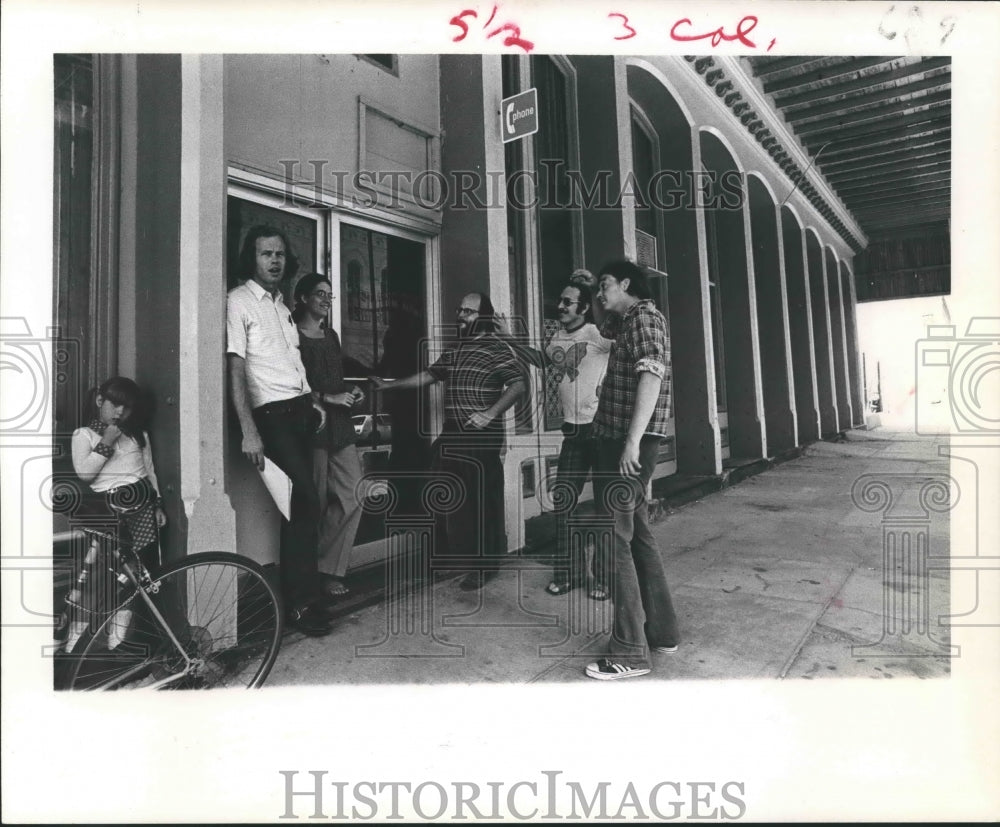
left=259, top=458, right=292, bottom=520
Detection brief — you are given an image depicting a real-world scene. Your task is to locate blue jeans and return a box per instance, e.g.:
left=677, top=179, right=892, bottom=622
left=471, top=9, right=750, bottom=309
left=552, top=422, right=599, bottom=585
left=592, top=435, right=679, bottom=667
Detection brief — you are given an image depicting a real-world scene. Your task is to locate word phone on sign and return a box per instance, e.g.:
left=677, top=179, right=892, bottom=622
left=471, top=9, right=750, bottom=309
left=501, top=87, right=538, bottom=144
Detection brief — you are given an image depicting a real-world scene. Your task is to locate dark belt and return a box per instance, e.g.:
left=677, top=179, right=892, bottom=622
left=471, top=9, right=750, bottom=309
left=561, top=421, right=593, bottom=439
left=253, top=393, right=312, bottom=417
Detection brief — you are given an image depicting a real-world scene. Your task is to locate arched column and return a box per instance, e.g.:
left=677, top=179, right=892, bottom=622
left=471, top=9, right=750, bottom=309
left=627, top=61, right=717, bottom=475
left=749, top=175, right=795, bottom=454
left=781, top=208, right=819, bottom=444
left=806, top=230, right=838, bottom=436
left=841, top=261, right=865, bottom=425
left=700, top=131, right=765, bottom=461
left=826, top=248, right=852, bottom=431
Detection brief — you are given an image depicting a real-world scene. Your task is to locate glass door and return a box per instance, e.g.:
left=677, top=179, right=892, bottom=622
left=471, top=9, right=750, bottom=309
left=333, top=221, right=431, bottom=558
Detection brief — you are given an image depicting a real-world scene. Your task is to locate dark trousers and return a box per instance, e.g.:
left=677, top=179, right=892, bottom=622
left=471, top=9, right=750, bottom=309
left=551, top=422, right=599, bottom=585
left=253, top=396, right=321, bottom=609
left=429, top=421, right=506, bottom=568
left=592, top=435, right=680, bottom=667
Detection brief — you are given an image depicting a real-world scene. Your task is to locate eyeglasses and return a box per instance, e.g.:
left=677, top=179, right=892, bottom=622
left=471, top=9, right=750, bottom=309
left=556, top=298, right=580, bottom=308
left=456, top=307, right=479, bottom=315
left=310, top=290, right=333, bottom=300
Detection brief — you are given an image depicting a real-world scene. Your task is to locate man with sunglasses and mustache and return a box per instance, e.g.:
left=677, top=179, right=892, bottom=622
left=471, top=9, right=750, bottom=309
left=542, top=276, right=612, bottom=600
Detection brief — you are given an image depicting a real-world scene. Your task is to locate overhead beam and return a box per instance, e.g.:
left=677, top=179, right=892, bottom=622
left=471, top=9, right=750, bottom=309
left=854, top=201, right=950, bottom=218
left=763, top=56, right=894, bottom=94
left=850, top=196, right=951, bottom=216
left=829, top=162, right=951, bottom=189
left=815, top=119, right=950, bottom=157
left=773, top=57, right=951, bottom=107
left=783, top=72, right=951, bottom=123
left=857, top=212, right=950, bottom=232
left=825, top=150, right=950, bottom=182
left=794, top=90, right=951, bottom=137
left=750, top=56, right=827, bottom=77
left=801, top=108, right=950, bottom=148
left=836, top=165, right=950, bottom=189
left=836, top=171, right=951, bottom=197
left=848, top=185, right=950, bottom=210
left=819, top=136, right=950, bottom=169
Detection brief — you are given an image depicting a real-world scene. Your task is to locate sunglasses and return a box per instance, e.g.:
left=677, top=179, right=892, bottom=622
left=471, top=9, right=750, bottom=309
left=556, top=298, right=581, bottom=308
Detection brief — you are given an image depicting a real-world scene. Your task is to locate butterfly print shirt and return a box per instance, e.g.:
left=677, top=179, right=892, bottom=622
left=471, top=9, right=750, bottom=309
left=545, top=323, right=611, bottom=425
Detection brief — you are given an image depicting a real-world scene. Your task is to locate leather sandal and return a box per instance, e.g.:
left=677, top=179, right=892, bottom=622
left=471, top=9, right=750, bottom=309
left=321, top=576, right=350, bottom=598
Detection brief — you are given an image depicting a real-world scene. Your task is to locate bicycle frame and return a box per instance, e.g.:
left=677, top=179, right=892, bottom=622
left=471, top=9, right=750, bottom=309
left=71, top=531, right=195, bottom=691
left=62, top=527, right=285, bottom=691
left=92, top=550, right=197, bottom=690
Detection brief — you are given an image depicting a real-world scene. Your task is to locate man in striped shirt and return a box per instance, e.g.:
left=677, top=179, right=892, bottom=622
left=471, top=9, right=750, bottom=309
left=372, top=292, right=527, bottom=590
left=585, top=259, right=680, bottom=680
left=227, top=225, right=332, bottom=637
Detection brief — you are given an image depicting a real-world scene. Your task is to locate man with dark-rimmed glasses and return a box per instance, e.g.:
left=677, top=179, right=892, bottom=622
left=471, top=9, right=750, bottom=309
left=371, top=291, right=527, bottom=591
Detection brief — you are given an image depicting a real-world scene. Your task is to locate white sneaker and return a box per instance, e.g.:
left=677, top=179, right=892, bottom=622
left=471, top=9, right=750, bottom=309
left=64, top=619, right=88, bottom=653
left=585, top=659, right=651, bottom=680
left=107, top=609, right=134, bottom=650
left=652, top=644, right=678, bottom=654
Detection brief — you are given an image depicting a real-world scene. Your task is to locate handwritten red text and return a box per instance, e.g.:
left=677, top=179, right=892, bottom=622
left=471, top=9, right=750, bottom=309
left=608, top=12, right=637, bottom=40
left=670, top=15, right=774, bottom=50
left=450, top=5, right=534, bottom=52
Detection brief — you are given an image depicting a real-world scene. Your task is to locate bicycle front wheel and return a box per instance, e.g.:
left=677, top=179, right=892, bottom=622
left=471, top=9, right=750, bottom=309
left=66, top=552, right=284, bottom=690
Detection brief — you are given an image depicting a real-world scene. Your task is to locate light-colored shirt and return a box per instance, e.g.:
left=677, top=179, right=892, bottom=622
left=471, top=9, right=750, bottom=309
left=545, top=323, right=611, bottom=425
left=72, top=427, right=161, bottom=494
left=226, top=279, right=311, bottom=408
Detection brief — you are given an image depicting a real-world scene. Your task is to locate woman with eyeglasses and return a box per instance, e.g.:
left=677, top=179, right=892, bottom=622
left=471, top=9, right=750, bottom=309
left=293, top=273, right=366, bottom=600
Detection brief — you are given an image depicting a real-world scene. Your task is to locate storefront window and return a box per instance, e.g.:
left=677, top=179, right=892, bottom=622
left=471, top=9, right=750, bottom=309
left=631, top=115, right=657, bottom=240
left=54, top=54, right=95, bottom=437
left=532, top=56, right=575, bottom=316
left=338, top=222, right=430, bottom=533
left=338, top=224, right=424, bottom=375
left=532, top=56, right=578, bottom=432
left=338, top=222, right=427, bottom=442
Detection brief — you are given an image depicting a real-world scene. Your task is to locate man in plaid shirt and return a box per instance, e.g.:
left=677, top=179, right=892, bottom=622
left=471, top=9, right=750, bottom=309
left=586, top=260, right=680, bottom=680
left=372, top=292, right=527, bottom=591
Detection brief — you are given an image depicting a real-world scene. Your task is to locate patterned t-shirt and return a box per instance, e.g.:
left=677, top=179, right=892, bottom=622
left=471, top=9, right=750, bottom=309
left=545, top=323, right=611, bottom=425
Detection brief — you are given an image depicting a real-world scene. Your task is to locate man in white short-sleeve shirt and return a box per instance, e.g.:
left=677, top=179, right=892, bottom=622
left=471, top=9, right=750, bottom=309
left=542, top=278, right=611, bottom=598
left=227, top=225, right=332, bottom=636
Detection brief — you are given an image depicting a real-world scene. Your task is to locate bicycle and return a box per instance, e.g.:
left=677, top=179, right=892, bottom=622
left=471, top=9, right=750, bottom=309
left=56, top=526, right=284, bottom=690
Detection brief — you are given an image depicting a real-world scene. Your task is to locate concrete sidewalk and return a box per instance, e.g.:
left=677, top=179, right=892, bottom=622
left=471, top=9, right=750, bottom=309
left=267, top=430, right=953, bottom=685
